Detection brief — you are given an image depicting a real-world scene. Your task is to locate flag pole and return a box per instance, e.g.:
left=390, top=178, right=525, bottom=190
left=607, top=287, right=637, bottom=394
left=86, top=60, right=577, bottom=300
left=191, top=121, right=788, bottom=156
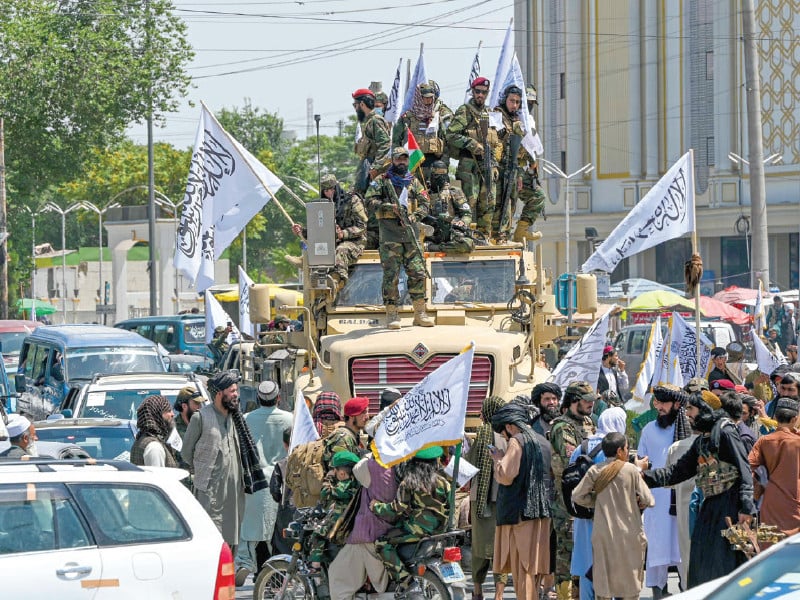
left=689, top=149, right=702, bottom=367
left=200, top=101, right=297, bottom=228
left=447, top=442, right=462, bottom=531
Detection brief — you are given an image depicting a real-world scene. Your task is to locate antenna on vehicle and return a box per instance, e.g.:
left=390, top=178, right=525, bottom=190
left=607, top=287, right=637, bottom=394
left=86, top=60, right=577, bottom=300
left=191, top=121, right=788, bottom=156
left=515, top=253, right=530, bottom=286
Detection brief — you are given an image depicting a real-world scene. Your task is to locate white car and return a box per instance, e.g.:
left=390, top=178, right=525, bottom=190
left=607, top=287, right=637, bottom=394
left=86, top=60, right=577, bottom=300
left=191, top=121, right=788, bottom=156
left=0, top=459, right=234, bottom=599
left=58, top=373, right=211, bottom=421
left=671, top=532, right=800, bottom=600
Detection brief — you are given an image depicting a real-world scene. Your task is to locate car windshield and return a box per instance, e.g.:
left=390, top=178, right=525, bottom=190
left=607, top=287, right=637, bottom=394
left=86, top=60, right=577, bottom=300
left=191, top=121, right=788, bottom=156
left=183, top=322, right=205, bottom=345
left=0, top=332, right=29, bottom=356
left=78, top=387, right=184, bottom=420
left=66, top=347, right=164, bottom=380
left=36, top=426, right=135, bottom=460
left=707, top=542, right=800, bottom=600
left=431, top=259, right=516, bottom=304
left=337, top=264, right=408, bottom=306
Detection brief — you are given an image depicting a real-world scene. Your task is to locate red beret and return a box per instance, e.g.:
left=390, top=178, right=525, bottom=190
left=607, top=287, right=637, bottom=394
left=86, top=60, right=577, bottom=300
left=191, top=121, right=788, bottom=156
left=470, top=77, right=490, bottom=89
left=344, top=396, right=370, bottom=416
left=352, top=88, right=375, bottom=99
left=711, top=379, right=735, bottom=391
left=603, top=345, right=615, bottom=356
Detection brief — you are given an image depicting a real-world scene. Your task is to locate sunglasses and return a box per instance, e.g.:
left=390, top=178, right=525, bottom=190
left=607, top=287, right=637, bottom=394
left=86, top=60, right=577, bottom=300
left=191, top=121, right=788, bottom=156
left=472, top=88, right=489, bottom=95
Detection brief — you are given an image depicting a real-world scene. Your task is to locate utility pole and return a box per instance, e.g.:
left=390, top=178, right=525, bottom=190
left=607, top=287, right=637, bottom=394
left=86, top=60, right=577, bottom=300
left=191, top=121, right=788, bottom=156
left=0, top=119, right=7, bottom=319
left=742, top=0, right=769, bottom=291
left=146, top=0, right=158, bottom=315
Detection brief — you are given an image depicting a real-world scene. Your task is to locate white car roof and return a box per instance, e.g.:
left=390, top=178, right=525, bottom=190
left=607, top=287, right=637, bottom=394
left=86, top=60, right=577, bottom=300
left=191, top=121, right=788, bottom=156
left=85, top=374, right=201, bottom=391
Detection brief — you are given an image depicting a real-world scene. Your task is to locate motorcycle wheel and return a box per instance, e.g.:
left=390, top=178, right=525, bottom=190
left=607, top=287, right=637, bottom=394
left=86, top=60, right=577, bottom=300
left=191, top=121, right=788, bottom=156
left=412, top=571, right=450, bottom=600
left=253, top=559, right=311, bottom=600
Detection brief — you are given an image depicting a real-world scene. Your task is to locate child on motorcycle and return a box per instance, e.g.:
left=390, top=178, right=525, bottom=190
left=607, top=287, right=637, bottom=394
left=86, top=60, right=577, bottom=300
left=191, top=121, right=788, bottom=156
left=369, top=445, right=451, bottom=594
left=309, top=450, right=361, bottom=569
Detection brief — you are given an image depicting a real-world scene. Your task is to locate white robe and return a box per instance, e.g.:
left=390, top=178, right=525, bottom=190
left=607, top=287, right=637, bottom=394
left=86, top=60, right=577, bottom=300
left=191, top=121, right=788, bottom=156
left=638, top=421, right=682, bottom=570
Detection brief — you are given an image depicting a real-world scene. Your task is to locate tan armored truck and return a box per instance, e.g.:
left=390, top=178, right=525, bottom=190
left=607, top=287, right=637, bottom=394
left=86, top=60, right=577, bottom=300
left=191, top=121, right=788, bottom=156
left=227, top=202, right=591, bottom=428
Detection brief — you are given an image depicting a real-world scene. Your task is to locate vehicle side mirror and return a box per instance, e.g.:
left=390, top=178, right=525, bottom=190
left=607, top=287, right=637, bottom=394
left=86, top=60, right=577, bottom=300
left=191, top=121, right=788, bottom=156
left=14, top=374, right=26, bottom=394
left=61, top=409, right=73, bottom=418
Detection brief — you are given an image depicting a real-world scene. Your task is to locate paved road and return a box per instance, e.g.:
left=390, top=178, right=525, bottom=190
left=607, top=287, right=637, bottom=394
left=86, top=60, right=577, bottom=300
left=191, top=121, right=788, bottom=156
left=237, top=566, right=683, bottom=599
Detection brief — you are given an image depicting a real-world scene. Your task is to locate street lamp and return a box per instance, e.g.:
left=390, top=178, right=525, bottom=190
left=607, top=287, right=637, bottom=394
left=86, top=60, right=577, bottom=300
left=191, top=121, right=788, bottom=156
left=21, top=206, right=41, bottom=321
left=80, top=201, right=120, bottom=324
left=539, top=160, right=595, bottom=324
left=43, top=202, right=81, bottom=323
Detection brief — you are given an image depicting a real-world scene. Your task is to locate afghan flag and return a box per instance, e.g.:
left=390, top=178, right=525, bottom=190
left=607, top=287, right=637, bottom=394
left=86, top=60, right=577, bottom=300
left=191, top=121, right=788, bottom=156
left=406, top=129, right=425, bottom=173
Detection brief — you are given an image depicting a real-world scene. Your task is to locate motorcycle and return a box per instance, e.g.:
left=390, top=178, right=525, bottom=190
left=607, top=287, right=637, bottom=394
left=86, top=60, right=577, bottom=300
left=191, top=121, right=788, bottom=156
left=253, top=507, right=467, bottom=600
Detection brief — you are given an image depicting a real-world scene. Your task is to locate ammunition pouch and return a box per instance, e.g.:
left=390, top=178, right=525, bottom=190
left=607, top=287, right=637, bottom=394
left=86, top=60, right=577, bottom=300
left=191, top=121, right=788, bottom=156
left=696, top=457, right=739, bottom=498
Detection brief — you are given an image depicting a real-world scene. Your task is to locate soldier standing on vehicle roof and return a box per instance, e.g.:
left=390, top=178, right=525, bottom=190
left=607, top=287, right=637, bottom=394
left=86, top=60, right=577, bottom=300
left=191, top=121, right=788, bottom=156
left=447, top=77, right=501, bottom=239
left=374, top=90, right=388, bottom=117
left=365, top=146, right=435, bottom=330
left=424, top=160, right=474, bottom=253
left=492, top=84, right=527, bottom=243
left=515, top=85, right=547, bottom=242
left=288, top=174, right=367, bottom=298
left=392, top=82, right=448, bottom=184
left=352, top=88, right=391, bottom=195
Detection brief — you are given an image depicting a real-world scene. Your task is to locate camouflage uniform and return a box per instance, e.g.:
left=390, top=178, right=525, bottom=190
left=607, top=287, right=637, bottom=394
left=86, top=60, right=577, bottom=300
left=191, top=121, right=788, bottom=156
left=517, top=148, right=547, bottom=226
left=365, top=175, right=430, bottom=304
left=427, top=183, right=474, bottom=253
left=331, top=190, right=367, bottom=282
left=372, top=472, right=451, bottom=583
left=492, top=105, right=526, bottom=238
left=549, top=405, right=596, bottom=586
left=308, top=474, right=359, bottom=562
left=354, top=111, right=391, bottom=195
left=322, top=426, right=361, bottom=472
left=446, top=99, right=500, bottom=235
left=393, top=111, right=447, bottom=183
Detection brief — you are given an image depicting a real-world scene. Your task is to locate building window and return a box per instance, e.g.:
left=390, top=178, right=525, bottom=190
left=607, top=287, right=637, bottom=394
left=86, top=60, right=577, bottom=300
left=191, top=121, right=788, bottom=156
left=721, top=236, right=750, bottom=288
left=559, top=72, right=565, bottom=99
left=706, top=51, right=714, bottom=80
left=707, top=136, right=715, bottom=166
left=560, top=151, right=566, bottom=173
left=655, top=238, right=691, bottom=291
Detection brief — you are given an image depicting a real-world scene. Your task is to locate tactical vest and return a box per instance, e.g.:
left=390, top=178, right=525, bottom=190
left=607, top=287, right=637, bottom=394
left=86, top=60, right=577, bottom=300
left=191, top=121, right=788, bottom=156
left=404, top=113, right=444, bottom=155
left=355, top=114, right=389, bottom=161
left=695, top=453, right=739, bottom=498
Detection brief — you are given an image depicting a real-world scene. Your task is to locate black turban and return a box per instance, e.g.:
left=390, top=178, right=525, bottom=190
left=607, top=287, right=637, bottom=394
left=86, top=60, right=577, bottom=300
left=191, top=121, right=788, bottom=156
left=531, top=382, right=562, bottom=406
left=208, top=371, right=239, bottom=395
left=491, top=401, right=532, bottom=433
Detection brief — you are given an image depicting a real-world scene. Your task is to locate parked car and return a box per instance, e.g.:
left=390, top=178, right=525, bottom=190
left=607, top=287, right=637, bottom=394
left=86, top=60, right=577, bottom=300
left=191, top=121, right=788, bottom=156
left=58, top=373, right=210, bottom=421
left=0, top=459, right=234, bottom=598
left=0, top=441, right=91, bottom=460
left=34, top=417, right=137, bottom=461
left=671, top=531, right=800, bottom=600
left=114, top=314, right=210, bottom=357
left=15, top=325, right=166, bottom=420
left=0, top=319, right=40, bottom=368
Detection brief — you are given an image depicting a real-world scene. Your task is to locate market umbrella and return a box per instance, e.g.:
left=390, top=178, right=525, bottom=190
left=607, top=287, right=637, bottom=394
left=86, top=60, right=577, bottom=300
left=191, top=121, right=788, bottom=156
left=16, top=298, right=57, bottom=315
left=713, top=286, right=759, bottom=305
left=626, top=290, right=699, bottom=313
left=698, top=296, right=751, bottom=325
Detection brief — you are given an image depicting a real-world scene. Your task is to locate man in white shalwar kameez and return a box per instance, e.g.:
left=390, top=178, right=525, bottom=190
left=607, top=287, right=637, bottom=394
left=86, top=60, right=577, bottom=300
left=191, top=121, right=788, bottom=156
left=637, top=386, right=691, bottom=598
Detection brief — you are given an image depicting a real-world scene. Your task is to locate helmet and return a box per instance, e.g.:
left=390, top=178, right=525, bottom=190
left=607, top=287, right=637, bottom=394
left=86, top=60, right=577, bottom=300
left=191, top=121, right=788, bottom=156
left=320, top=174, right=337, bottom=190
left=429, top=160, right=449, bottom=193
left=418, top=83, right=435, bottom=98
left=430, top=160, right=449, bottom=176
left=526, top=84, right=538, bottom=105
left=428, top=80, right=441, bottom=99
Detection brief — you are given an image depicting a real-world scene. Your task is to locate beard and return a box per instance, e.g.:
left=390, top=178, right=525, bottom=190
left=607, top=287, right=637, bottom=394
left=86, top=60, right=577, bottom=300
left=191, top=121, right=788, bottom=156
left=222, top=396, right=239, bottom=411
left=692, top=409, right=718, bottom=433
left=390, top=164, right=408, bottom=175
left=656, top=409, right=679, bottom=429
left=356, top=108, right=366, bottom=122
left=540, top=406, right=561, bottom=423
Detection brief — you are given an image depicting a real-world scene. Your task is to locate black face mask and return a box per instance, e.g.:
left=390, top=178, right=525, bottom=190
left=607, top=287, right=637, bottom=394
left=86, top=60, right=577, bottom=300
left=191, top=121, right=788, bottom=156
left=356, top=108, right=366, bottom=122
left=430, top=176, right=447, bottom=194
left=390, top=163, right=408, bottom=175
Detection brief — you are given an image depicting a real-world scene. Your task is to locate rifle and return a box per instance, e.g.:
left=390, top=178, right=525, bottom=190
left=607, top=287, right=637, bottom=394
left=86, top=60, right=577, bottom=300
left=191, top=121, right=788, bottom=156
left=479, top=114, right=494, bottom=206
left=354, top=158, right=372, bottom=194
left=395, top=187, right=432, bottom=278
left=498, top=132, right=522, bottom=232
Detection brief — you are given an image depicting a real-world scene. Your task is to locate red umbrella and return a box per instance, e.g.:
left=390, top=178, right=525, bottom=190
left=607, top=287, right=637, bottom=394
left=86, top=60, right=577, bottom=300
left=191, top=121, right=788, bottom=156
left=713, top=286, right=759, bottom=305
left=699, top=296, right=751, bottom=325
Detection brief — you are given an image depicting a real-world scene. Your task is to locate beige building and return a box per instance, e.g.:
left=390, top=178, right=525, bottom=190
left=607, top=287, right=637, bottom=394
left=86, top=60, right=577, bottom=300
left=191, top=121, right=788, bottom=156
left=516, top=0, right=799, bottom=293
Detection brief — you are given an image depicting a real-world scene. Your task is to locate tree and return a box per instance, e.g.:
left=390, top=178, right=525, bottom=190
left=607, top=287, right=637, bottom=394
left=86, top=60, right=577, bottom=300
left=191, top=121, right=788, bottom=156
left=0, top=0, right=193, bottom=195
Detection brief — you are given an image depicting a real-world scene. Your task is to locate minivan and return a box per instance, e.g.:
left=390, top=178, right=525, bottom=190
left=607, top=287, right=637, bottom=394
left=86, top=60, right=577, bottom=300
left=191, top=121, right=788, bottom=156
left=114, top=314, right=209, bottom=357
left=15, top=325, right=166, bottom=420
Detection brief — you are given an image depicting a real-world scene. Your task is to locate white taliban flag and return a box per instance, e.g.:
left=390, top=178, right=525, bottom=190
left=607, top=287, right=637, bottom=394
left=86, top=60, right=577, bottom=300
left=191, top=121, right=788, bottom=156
left=204, top=290, right=240, bottom=345
left=494, top=53, right=543, bottom=158
left=752, top=327, right=787, bottom=376
left=289, top=386, right=319, bottom=453
left=464, top=41, right=482, bottom=104
left=627, top=317, right=663, bottom=413
left=384, top=58, right=404, bottom=125
left=583, top=152, right=695, bottom=273
left=549, top=310, right=613, bottom=390
left=175, top=103, right=284, bottom=292
left=489, top=19, right=514, bottom=108
left=371, top=343, right=474, bottom=467
left=400, top=48, right=428, bottom=116
left=238, top=266, right=255, bottom=338
left=669, top=312, right=713, bottom=381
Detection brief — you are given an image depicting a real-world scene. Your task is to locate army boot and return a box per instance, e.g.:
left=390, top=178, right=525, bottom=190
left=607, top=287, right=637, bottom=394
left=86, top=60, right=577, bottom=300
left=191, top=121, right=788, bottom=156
left=512, top=219, right=531, bottom=243
left=385, top=304, right=401, bottom=330
left=412, top=299, right=435, bottom=327
left=285, top=254, right=303, bottom=267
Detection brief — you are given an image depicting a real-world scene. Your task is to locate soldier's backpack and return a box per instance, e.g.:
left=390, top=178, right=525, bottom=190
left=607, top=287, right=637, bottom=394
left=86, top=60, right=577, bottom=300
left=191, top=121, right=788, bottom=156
left=560, top=439, right=603, bottom=519
left=285, top=438, right=327, bottom=508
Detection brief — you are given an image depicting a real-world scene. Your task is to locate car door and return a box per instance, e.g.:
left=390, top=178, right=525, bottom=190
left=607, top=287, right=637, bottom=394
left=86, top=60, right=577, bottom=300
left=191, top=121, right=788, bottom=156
left=69, top=482, right=213, bottom=599
left=0, top=483, right=103, bottom=599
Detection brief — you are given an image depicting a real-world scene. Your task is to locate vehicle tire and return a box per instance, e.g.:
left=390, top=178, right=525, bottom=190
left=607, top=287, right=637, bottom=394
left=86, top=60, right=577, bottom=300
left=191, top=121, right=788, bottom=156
left=253, top=559, right=311, bottom=600
left=413, top=570, right=450, bottom=600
